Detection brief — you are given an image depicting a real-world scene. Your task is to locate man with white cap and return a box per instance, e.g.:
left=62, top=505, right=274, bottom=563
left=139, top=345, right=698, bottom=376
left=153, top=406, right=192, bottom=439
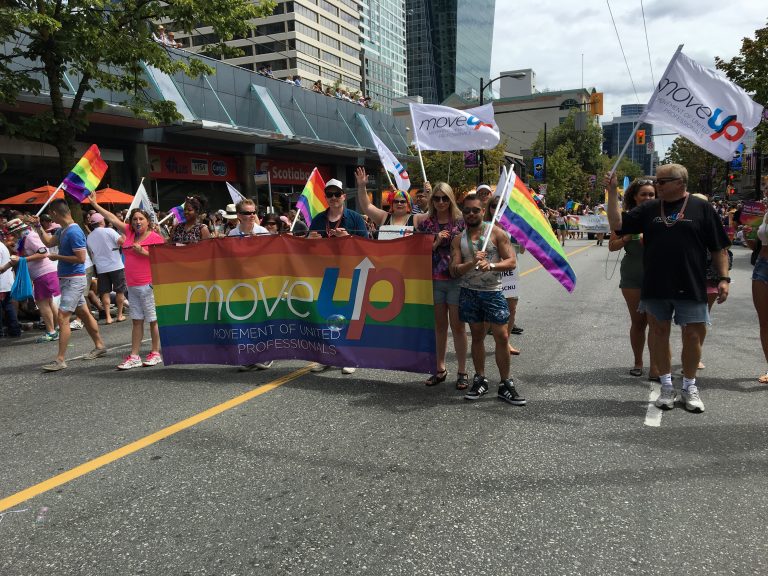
left=307, top=177, right=367, bottom=374
left=86, top=212, right=126, bottom=324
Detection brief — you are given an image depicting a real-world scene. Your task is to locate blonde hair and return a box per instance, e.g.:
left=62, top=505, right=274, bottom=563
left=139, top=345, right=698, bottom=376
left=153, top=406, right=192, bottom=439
left=427, top=182, right=462, bottom=221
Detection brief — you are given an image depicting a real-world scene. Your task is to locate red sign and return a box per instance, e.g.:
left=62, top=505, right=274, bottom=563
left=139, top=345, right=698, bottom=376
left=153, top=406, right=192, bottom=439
left=255, top=160, right=333, bottom=186
left=149, top=148, right=238, bottom=181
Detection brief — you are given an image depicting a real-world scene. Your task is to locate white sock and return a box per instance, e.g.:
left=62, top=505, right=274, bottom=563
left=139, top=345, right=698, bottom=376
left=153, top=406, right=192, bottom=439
left=682, top=377, right=696, bottom=391
left=660, top=374, right=673, bottom=388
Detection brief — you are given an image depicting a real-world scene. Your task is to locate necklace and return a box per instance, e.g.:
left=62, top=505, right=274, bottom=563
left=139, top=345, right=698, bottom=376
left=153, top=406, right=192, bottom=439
left=660, top=193, right=689, bottom=227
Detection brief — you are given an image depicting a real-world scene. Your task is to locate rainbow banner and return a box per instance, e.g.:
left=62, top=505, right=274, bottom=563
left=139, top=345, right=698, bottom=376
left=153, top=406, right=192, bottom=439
left=61, top=144, right=108, bottom=202
left=296, top=167, right=328, bottom=226
left=149, top=235, right=436, bottom=371
left=498, top=172, right=576, bottom=292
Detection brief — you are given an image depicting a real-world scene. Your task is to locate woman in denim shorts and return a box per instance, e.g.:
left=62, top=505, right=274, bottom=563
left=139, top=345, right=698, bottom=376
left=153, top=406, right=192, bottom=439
left=752, top=185, right=768, bottom=384
left=414, top=182, right=468, bottom=388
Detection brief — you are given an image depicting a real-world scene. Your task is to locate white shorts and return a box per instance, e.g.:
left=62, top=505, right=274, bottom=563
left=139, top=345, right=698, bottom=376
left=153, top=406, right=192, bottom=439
left=127, top=284, right=157, bottom=322
left=501, top=266, right=519, bottom=299
left=59, top=276, right=87, bottom=313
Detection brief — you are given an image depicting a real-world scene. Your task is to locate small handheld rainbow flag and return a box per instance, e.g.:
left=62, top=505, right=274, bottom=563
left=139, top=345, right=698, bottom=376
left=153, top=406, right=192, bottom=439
left=60, top=144, right=108, bottom=202
left=295, top=168, right=328, bottom=226
left=497, top=171, right=576, bottom=292
left=170, top=204, right=186, bottom=224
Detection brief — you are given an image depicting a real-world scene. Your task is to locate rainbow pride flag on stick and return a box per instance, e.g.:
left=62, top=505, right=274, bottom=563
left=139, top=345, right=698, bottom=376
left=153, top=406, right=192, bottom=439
left=293, top=167, right=328, bottom=228
left=497, top=171, right=576, bottom=292
left=149, top=235, right=436, bottom=371
left=61, top=144, right=108, bottom=202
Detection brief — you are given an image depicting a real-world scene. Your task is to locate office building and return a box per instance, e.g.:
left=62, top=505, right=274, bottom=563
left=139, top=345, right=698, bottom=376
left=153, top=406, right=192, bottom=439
left=406, top=0, right=495, bottom=104
left=360, top=0, right=408, bottom=113
left=602, top=104, right=655, bottom=175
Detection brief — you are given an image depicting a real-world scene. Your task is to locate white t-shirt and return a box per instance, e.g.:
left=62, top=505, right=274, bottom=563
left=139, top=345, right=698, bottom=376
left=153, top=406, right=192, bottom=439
left=228, top=224, right=269, bottom=237
left=0, top=242, right=14, bottom=293
left=86, top=226, right=124, bottom=274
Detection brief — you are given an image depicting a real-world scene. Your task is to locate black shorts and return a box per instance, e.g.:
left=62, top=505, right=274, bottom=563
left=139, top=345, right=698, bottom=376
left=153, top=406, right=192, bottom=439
left=97, top=269, right=127, bottom=295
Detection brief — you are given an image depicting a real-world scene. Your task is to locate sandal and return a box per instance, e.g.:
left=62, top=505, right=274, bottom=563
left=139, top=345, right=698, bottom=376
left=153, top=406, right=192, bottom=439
left=629, top=367, right=643, bottom=377
left=456, top=372, right=469, bottom=390
left=425, top=369, right=448, bottom=386
left=648, top=375, right=661, bottom=383
left=758, top=372, right=768, bottom=384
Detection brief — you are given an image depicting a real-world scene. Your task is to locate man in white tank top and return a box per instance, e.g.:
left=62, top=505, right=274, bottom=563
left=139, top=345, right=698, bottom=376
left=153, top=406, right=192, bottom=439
left=449, top=194, right=526, bottom=406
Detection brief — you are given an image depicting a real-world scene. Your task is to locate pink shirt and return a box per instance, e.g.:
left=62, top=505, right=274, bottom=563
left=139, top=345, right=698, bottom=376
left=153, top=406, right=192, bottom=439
left=18, top=230, right=57, bottom=280
left=123, top=228, right=165, bottom=287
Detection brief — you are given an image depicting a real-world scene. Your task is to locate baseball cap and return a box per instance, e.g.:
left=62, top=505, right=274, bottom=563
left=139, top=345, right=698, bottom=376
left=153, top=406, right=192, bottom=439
left=325, top=179, right=344, bottom=192
left=476, top=184, right=492, bottom=196
left=88, top=213, right=104, bottom=224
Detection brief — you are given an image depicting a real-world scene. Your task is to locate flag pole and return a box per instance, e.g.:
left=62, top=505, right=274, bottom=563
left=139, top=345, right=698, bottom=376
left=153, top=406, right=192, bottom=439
left=35, top=182, right=65, bottom=217
left=289, top=210, right=303, bottom=232
left=609, top=44, right=684, bottom=175
left=267, top=172, right=274, bottom=214
left=158, top=202, right=183, bottom=225
left=479, top=166, right=512, bottom=254
left=408, top=104, right=428, bottom=182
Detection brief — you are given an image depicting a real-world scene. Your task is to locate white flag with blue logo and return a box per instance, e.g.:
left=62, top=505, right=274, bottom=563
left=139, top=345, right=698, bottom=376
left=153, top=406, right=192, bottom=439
left=409, top=103, right=500, bottom=151
left=641, top=48, right=764, bottom=161
left=365, top=126, right=411, bottom=192
left=125, top=182, right=156, bottom=223
left=226, top=182, right=246, bottom=204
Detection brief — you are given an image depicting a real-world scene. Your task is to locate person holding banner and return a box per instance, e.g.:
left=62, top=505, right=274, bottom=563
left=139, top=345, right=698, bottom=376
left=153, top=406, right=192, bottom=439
left=606, top=165, right=730, bottom=413
left=414, top=182, right=468, bottom=388
left=354, top=167, right=414, bottom=233
left=170, top=196, right=211, bottom=245
left=307, top=179, right=368, bottom=239
left=33, top=200, right=107, bottom=371
left=89, top=197, right=166, bottom=370
left=449, top=194, right=525, bottom=405
left=608, top=178, right=659, bottom=380
left=228, top=199, right=268, bottom=238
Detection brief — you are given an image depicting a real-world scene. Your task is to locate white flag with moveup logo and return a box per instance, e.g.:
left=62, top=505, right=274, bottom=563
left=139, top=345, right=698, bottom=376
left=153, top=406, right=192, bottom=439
left=409, top=103, right=500, bottom=151
left=364, top=125, right=411, bottom=192
left=641, top=47, right=764, bottom=161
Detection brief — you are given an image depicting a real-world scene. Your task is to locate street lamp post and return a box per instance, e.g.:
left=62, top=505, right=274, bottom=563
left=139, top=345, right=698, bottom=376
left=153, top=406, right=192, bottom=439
left=478, top=72, right=525, bottom=185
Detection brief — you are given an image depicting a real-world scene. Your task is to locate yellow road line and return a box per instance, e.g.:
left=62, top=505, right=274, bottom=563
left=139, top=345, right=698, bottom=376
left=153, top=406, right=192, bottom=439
left=0, top=365, right=315, bottom=513
left=519, top=244, right=593, bottom=277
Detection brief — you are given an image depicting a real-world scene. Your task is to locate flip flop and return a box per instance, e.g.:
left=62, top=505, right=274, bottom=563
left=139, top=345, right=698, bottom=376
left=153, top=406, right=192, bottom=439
left=116, top=317, right=127, bottom=322
left=629, top=367, right=643, bottom=377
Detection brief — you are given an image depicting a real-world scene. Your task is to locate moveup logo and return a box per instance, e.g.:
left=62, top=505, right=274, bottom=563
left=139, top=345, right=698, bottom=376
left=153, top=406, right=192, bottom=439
left=394, top=161, right=409, bottom=180
left=656, top=78, right=746, bottom=143
left=418, top=114, right=494, bottom=132
left=467, top=115, right=494, bottom=131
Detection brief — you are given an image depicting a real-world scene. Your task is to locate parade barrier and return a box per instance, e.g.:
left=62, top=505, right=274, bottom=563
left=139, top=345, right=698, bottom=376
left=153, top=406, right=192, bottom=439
left=149, top=234, right=436, bottom=372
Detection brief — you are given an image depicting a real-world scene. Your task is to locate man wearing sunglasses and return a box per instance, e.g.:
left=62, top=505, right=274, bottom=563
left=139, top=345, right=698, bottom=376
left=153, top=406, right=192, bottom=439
left=606, top=164, right=730, bottom=414
left=449, top=194, right=526, bottom=406
left=307, top=179, right=369, bottom=239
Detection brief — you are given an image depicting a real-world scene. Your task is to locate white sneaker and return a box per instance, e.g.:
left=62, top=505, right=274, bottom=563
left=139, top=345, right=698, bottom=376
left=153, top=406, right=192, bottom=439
left=142, top=352, right=163, bottom=367
left=117, top=354, right=143, bottom=370
left=681, top=385, right=705, bottom=413
left=341, top=367, right=356, bottom=374
left=655, top=386, right=677, bottom=410
left=69, top=318, right=84, bottom=330
left=254, top=361, right=273, bottom=370
left=310, top=364, right=329, bottom=372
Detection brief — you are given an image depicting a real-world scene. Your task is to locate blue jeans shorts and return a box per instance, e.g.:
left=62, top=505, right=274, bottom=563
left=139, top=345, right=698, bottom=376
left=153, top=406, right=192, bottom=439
left=459, top=288, right=510, bottom=325
left=753, top=257, right=768, bottom=283
left=639, top=298, right=710, bottom=326
left=433, top=279, right=461, bottom=306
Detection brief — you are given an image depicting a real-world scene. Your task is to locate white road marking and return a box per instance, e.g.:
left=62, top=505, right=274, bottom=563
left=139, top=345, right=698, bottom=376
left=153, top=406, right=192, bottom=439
left=644, top=382, right=663, bottom=427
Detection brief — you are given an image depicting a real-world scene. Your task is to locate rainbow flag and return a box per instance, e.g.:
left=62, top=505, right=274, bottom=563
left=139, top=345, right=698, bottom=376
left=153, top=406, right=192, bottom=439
left=497, top=172, right=576, bottom=292
left=169, top=204, right=186, bottom=224
left=295, top=168, right=328, bottom=226
left=149, top=235, right=436, bottom=371
left=60, top=144, right=108, bottom=202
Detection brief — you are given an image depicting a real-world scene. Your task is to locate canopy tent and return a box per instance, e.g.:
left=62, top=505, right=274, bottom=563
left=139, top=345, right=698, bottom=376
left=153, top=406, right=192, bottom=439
left=0, top=186, right=135, bottom=206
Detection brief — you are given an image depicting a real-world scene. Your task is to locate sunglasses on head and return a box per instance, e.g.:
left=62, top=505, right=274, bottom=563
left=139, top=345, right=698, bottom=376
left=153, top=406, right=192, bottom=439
left=326, top=191, right=344, bottom=198
left=432, top=195, right=449, bottom=203
left=636, top=179, right=655, bottom=186
left=238, top=210, right=256, bottom=216
left=462, top=207, right=482, bottom=215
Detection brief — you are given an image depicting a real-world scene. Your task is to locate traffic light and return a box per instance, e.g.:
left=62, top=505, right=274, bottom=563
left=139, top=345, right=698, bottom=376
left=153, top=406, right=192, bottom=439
left=636, top=130, right=646, bottom=146
left=589, top=92, right=603, bottom=116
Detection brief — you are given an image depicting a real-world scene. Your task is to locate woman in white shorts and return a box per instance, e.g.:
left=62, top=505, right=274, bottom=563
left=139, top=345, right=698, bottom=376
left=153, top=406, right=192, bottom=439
left=89, top=198, right=166, bottom=370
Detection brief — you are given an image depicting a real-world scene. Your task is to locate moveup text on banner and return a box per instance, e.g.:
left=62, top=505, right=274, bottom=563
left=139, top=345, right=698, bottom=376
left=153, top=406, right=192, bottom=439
left=409, top=103, right=500, bottom=151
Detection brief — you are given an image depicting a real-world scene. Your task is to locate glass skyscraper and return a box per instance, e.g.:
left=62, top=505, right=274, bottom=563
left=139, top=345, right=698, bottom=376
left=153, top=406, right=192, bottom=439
left=361, top=0, right=408, bottom=113
left=406, top=0, right=495, bottom=104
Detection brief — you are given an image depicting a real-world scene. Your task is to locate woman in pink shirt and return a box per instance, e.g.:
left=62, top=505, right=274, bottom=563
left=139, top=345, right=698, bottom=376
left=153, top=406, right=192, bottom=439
left=89, top=198, right=165, bottom=370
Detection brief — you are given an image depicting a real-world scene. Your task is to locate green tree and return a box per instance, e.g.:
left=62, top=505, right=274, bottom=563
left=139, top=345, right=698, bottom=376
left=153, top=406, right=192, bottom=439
left=662, top=136, right=729, bottom=196
left=0, top=0, right=275, bottom=215
left=531, top=110, right=604, bottom=175
left=715, top=19, right=768, bottom=150
left=412, top=139, right=507, bottom=195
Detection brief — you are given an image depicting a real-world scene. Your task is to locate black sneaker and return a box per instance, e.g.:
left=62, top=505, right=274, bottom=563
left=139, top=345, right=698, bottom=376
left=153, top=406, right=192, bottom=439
left=510, top=325, right=524, bottom=335
left=464, top=374, right=489, bottom=400
left=498, top=379, right=526, bottom=406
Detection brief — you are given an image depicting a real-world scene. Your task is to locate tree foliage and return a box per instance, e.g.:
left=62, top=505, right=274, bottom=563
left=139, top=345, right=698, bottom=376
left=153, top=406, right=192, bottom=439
left=662, top=136, right=729, bottom=196
left=715, top=19, right=768, bottom=150
left=0, top=0, right=275, bottom=184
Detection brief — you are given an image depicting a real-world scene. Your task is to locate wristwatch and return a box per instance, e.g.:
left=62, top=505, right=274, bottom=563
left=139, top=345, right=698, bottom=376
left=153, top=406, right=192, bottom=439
left=719, top=276, right=731, bottom=283
left=489, top=263, right=496, bottom=270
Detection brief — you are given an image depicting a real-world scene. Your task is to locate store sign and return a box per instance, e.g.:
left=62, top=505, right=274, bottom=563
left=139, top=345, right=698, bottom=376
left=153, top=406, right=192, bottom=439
left=256, top=160, right=332, bottom=186
left=149, top=148, right=238, bottom=181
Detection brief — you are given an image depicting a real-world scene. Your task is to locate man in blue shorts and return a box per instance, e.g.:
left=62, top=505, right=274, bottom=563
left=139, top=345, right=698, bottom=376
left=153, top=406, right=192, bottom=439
left=606, top=164, right=731, bottom=413
left=35, top=200, right=107, bottom=371
left=450, top=194, right=526, bottom=406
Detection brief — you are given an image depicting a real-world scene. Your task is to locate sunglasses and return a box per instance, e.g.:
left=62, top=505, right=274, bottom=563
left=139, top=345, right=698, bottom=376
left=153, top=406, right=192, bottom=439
left=392, top=199, right=408, bottom=205
left=238, top=211, right=256, bottom=216
left=264, top=221, right=278, bottom=226
left=462, top=207, right=482, bottom=215
left=655, top=177, right=681, bottom=185
left=432, top=195, right=450, bottom=203
left=636, top=179, right=655, bottom=185
left=326, top=191, right=344, bottom=198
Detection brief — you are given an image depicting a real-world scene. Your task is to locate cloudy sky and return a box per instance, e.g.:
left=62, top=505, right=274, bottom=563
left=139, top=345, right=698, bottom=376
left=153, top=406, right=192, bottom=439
left=491, top=0, right=766, bottom=154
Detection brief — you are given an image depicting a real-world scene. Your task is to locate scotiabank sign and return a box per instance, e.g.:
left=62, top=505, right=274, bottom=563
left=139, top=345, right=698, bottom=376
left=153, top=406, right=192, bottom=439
left=256, top=160, right=333, bottom=186
left=149, top=148, right=238, bottom=181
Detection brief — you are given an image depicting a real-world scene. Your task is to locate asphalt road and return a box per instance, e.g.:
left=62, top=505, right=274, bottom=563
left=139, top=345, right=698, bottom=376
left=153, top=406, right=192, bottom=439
left=1, top=239, right=766, bottom=576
